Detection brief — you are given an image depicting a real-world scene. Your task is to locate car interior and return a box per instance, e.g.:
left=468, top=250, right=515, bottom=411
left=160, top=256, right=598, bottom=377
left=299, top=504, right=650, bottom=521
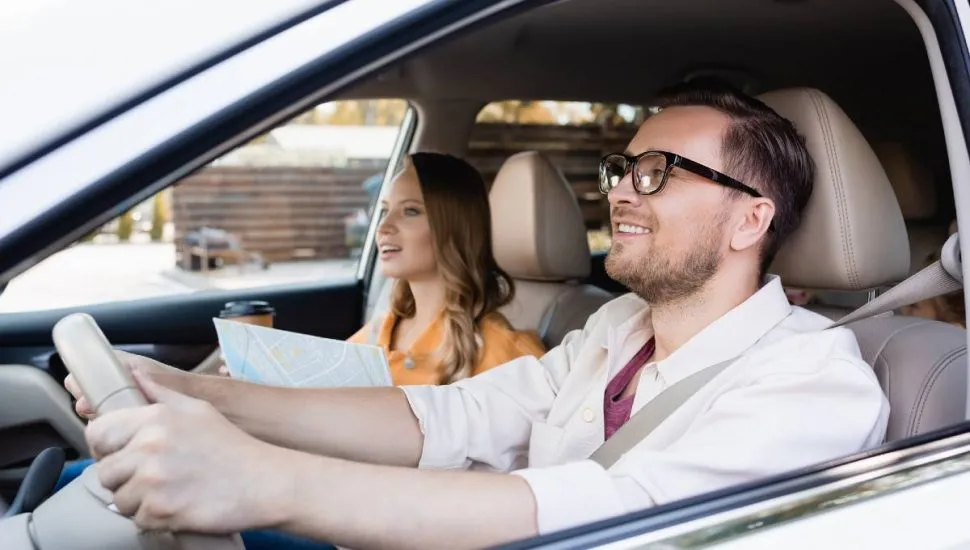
left=0, top=0, right=968, bottom=545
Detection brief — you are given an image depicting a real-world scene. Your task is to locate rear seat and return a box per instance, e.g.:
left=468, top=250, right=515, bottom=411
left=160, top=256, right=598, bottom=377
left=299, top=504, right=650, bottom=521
left=873, top=141, right=951, bottom=274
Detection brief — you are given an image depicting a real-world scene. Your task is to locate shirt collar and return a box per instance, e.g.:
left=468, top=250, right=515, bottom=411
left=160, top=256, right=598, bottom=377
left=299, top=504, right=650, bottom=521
left=604, top=275, right=793, bottom=386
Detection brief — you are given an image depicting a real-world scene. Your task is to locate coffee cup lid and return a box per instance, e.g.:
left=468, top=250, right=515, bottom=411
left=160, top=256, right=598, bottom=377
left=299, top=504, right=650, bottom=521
left=219, top=300, right=275, bottom=318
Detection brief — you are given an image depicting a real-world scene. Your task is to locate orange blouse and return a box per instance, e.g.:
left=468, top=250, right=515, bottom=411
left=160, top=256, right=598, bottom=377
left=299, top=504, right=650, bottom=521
left=348, top=312, right=546, bottom=386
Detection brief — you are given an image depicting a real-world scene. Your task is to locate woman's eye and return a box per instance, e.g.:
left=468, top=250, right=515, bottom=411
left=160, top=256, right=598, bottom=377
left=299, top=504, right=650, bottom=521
left=404, top=207, right=421, bottom=216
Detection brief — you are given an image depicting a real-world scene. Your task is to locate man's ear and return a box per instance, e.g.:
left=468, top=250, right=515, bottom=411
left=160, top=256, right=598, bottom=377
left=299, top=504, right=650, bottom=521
left=729, top=198, right=774, bottom=252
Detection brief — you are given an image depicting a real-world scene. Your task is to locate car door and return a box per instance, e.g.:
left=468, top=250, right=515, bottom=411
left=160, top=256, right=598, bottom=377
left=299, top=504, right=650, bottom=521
left=496, top=422, right=970, bottom=550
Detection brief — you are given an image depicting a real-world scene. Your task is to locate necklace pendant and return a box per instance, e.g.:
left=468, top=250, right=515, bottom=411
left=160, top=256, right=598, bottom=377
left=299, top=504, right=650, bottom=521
left=404, top=355, right=415, bottom=369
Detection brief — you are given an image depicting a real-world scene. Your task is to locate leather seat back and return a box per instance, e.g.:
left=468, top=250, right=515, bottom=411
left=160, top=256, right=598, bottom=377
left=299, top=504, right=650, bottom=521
left=490, top=151, right=613, bottom=347
left=851, top=315, right=967, bottom=440
left=761, top=88, right=966, bottom=440
left=802, top=141, right=951, bottom=318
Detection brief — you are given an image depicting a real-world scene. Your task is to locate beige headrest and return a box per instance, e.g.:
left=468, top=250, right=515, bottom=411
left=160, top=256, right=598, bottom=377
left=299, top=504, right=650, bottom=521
left=873, top=142, right=937, bottom=220
left=760, top=88, right=910, bottom=290
left=489, top=151, right=591, bottom=281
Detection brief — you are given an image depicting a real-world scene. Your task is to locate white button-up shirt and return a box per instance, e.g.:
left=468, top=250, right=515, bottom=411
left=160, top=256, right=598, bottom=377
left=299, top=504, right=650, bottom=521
left=401, top=276, right=890, bottom=534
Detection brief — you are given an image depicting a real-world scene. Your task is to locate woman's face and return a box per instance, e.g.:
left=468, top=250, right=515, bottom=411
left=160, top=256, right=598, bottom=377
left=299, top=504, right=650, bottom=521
left=376, top=165, right=438, bottom=281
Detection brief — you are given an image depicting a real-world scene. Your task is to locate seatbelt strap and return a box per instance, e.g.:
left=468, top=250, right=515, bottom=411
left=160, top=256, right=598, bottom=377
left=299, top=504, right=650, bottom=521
left=589, top=356, right=736, bottom=469
left=590, top=254, right=963, bottom=470
left=829, top=260, right=962, bottom=327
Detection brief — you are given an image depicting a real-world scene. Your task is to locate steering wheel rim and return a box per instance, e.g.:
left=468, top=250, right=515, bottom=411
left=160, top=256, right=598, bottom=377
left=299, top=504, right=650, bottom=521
left=16, top=312, right=246, bottom=550
left=52, top=313, right=148, bottom=415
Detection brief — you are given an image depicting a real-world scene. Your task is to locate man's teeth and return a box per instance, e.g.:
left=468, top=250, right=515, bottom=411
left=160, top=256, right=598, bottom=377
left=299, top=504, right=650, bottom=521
left=618, top=223, right=650, bottom=234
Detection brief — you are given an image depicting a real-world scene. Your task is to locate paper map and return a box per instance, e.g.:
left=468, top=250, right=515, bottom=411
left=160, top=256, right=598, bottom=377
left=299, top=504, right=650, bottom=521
left=213, top=318, right=392, bottom=388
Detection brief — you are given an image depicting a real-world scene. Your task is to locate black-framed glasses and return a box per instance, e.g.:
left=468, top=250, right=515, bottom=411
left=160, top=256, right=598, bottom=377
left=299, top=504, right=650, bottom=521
left=598, top=150, right=765, bottom=198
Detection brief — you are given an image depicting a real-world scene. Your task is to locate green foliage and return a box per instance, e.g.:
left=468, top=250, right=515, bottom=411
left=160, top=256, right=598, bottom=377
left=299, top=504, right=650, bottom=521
left=117, top=211, right=134, bottom=242
left=149, top=192, right=169, bottom=242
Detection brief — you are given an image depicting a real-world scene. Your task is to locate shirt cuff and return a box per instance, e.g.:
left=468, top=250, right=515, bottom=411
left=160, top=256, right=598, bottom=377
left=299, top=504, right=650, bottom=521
left=399, top=385, right=470, bottom=470
left=512, top=459, right=628, bottom=534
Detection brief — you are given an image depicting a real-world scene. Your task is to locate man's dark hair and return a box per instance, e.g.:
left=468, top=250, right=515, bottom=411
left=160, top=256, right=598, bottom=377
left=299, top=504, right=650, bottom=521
left=653, top=78, right=815, bottom=275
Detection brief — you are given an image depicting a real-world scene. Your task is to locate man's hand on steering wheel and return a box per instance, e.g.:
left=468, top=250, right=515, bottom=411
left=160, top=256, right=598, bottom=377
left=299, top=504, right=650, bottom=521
left=65, top=350, right=187, bottom=420
left=85, top=370, right=295, bottom=534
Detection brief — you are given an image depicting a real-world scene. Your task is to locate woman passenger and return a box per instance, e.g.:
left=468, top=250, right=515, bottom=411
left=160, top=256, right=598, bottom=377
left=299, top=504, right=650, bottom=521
left=347, top=152, right=546, bottom=385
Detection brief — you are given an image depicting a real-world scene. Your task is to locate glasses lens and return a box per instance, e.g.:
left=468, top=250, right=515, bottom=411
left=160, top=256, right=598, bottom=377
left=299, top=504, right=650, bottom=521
left=599, top=154, right=628, bottom=194
left=634, top=153, right=667, bottom=194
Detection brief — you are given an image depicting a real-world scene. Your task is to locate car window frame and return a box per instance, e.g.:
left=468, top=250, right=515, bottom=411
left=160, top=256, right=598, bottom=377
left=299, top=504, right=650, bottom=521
left=358, top=106, right=418, bottom=285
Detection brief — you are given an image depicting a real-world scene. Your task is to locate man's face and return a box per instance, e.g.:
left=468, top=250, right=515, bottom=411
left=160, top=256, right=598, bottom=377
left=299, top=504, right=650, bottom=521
left=605, top=106, right=735, bottom=305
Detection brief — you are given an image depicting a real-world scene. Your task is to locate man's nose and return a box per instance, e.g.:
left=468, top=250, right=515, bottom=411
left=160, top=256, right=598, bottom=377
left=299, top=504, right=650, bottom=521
left=607, top=172, right=642, bottom=207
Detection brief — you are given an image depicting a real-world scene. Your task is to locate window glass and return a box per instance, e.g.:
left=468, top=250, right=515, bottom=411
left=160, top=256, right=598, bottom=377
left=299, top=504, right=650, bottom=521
left=0, top=99, right=410, bottom=313
left=471, top=101, right=646, bottom=254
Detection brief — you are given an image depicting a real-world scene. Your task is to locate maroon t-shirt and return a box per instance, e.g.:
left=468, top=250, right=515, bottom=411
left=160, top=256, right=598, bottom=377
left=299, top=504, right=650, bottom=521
left=603, top=338, right=656, bottom=440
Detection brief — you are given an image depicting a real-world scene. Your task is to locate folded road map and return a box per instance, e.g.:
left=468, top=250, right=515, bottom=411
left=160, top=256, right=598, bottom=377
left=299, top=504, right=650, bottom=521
left=213, top=318, right=392, bottom=388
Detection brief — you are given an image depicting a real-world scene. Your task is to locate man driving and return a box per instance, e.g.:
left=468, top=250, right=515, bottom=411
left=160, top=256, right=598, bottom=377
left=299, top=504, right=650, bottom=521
left=66, top=81, right=889, bottom=549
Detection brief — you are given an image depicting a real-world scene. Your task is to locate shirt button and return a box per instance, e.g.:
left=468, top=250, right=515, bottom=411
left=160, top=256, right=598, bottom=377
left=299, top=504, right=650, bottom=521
left=582, top=408, right=595, bottom=422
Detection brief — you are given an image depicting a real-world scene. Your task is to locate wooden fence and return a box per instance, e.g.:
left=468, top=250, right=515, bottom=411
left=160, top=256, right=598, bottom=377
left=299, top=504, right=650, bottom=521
left=172, top=165, right=381, bottom=264
left=171, top=123, right=638, bottom=264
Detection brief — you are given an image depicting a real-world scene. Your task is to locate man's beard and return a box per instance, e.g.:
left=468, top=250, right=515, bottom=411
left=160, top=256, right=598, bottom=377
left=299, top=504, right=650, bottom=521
left=606, top=215, right=726, bottom=306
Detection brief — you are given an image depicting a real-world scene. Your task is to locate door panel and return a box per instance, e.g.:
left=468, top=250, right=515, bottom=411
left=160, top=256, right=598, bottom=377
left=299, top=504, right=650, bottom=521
left=0, top=364, right=87, bottom=504
left=0, top=278, right=363, bottom=377
left=0, top=277, right=362, bottom=502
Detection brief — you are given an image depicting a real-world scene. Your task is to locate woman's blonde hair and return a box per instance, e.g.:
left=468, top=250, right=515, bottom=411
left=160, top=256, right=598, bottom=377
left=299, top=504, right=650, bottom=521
left=389, top=152, right=515, bottom=383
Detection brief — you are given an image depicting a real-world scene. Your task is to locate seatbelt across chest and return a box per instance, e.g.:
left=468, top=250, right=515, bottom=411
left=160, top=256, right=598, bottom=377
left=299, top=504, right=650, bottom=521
left=590, top=242, right=964, bottom=470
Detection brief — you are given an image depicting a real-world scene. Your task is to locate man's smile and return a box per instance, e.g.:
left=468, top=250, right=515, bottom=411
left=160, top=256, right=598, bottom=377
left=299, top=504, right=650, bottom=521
left=615, top=223, right=651, bottom=235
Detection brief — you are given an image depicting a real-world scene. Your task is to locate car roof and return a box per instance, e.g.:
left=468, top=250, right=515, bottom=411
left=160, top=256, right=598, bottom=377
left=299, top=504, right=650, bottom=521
left=0, top=0, right=323, bottom=172
left=350, top=0, right=919, bottom=106
left=340, top=0, right=951, bottom=216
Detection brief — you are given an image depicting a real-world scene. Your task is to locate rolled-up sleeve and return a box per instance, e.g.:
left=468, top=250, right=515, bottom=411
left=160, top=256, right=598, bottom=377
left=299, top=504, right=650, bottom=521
left=400, top=317, right=597, bottom=472
left=511, top=357, right=889, bottom=534
left=511, top=460, right=639, bottom=532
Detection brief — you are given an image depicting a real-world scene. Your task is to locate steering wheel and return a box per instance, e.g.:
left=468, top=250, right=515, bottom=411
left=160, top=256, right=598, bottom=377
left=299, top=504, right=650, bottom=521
left=0, top=313, right=244, bottom=550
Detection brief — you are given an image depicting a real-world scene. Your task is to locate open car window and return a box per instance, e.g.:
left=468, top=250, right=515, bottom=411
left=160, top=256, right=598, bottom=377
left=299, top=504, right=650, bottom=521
left=0, top=99, right=413, bottom=314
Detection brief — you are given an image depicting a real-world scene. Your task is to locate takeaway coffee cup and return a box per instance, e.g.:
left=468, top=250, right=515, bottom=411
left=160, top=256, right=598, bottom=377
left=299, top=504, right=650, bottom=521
left=219, top=300, right=276, bottom=327
left=216, top=300, right=275, bottom=376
